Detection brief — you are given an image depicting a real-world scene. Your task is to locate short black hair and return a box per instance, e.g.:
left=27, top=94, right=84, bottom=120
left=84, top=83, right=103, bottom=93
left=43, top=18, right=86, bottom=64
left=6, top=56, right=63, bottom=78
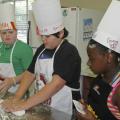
left=52, top=28, right=69, bottom=39
left=88, top=39, right=109, bottom=53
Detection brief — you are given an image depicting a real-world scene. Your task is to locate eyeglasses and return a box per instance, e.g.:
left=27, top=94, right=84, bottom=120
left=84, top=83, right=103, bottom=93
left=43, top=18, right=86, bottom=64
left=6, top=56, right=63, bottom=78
left=0, top=30, right=15, bottom=35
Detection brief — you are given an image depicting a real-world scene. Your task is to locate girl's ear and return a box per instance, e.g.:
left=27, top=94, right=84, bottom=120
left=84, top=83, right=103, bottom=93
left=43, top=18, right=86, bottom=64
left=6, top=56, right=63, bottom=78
left=107, top=52, right=113, bottom=63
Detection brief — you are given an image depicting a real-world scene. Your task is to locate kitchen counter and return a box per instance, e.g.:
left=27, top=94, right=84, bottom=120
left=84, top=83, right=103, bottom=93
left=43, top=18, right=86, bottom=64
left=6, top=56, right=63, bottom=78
left=0, top=105, right=72, bottom=120
left=0, top=93, right=73, bottom=120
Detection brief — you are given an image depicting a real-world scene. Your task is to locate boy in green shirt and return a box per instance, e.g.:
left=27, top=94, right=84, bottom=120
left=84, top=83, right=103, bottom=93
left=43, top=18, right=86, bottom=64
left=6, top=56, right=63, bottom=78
left=0, top=3, right=33, bottom=95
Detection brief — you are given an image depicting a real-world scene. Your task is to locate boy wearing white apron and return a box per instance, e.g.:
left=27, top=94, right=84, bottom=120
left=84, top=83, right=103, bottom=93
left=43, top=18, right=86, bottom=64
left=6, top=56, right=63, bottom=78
left=1, top=0, right=81, bottom=115
left=0, top=3, right=33, bottom=95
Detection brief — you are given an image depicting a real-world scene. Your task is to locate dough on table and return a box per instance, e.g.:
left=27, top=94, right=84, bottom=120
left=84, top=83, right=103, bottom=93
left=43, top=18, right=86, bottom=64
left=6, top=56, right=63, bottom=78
left=0, top=99, right=25, bottom=116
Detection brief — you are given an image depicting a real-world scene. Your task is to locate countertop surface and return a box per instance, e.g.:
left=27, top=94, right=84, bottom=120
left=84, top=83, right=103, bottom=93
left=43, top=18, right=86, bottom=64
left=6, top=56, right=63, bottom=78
left=0, top=105, right=72, bottom=120
left=0, top=93, right=73, bottom=120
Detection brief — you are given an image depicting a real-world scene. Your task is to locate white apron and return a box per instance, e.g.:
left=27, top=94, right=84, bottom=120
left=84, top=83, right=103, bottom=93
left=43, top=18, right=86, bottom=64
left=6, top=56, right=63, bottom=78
left=35, top=40, right=74, bottom=115
left=0, top=41, right=18, bottom=93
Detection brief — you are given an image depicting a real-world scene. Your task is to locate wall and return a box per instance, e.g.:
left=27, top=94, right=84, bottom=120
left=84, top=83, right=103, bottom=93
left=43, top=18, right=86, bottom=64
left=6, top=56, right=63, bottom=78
left=0, top=0, right=111, bottom=11
left=61, top=0, right=112, bottom=11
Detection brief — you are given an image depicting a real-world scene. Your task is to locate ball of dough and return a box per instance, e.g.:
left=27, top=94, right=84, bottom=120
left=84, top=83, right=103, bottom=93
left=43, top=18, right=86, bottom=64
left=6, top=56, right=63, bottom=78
left=12, top=110, right=25, bottom=116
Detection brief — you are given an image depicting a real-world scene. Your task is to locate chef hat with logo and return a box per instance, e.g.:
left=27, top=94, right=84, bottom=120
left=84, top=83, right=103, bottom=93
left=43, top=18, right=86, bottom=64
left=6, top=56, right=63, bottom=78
left=32, top=0, right=64, bottom=35
left=0, top=3, right=16, bottom=30
left=92, top=0, right=120, bottom=54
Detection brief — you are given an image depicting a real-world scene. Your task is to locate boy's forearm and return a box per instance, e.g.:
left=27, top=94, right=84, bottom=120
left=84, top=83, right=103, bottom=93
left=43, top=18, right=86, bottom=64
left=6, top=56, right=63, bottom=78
left=15, top=71, right=35, bottom=99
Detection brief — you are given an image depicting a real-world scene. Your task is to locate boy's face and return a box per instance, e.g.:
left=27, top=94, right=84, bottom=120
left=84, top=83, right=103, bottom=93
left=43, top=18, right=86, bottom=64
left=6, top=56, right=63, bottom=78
left=87, top=47, right=108, bottom=74
left=41, top=34, right=61, bottom=49
left=0, top=29, right=17, bottom=45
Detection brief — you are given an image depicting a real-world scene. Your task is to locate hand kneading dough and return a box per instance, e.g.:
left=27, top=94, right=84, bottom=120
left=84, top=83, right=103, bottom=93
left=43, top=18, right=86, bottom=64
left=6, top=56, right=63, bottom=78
left=0, top=99, right=25, bottom=116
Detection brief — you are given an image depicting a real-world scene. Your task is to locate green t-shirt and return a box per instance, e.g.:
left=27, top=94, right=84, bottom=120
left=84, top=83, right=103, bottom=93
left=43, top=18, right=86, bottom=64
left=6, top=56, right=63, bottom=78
left=0, top=40, right=33, bottom=75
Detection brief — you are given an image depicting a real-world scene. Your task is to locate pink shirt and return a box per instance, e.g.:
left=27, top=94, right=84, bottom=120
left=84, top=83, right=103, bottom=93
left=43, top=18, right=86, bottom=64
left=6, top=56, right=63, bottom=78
left=107, top=73, right=120, bottom=119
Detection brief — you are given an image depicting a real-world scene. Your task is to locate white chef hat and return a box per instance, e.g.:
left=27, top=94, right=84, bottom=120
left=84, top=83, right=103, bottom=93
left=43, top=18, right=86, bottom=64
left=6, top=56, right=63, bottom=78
left=92, top=0, right=120, bottom=54
left=32, top=0, right=64, bottom=35
left=0, top=3, right=16, bottom=30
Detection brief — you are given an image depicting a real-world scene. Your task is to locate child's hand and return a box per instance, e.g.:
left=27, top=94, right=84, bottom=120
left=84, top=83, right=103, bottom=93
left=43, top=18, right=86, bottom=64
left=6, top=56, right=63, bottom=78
left=76, top=110, right=96, bottom=120
left=75, top=99, right=97, bottom=120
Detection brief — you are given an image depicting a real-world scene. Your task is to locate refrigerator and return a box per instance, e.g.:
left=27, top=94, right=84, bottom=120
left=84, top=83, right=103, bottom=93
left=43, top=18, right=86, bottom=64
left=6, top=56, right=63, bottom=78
left=62, top=7, right=104, bottom=77
left=28, top=7, right=104, bottom=76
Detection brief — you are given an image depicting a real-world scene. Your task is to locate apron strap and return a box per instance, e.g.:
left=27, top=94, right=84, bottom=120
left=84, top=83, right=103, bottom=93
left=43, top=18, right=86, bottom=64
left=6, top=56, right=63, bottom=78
left=10, top=40, right=17, bottom=64
left=70, top=87, right=80, bottom=92
left=0, top=43, right=3, bottom=56
left=0, top=43, right=3, bottom=48
left=52, top=39, right=64, bottom=59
